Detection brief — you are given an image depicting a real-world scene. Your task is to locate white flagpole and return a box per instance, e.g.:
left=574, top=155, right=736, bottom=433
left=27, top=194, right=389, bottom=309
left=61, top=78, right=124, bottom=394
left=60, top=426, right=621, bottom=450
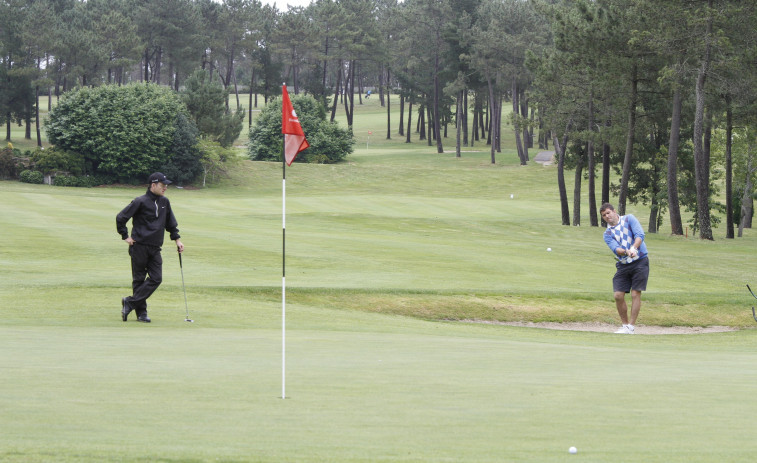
left=282, top=83, right=287, bottom=399
left=282, top=160, right=286, bottom=399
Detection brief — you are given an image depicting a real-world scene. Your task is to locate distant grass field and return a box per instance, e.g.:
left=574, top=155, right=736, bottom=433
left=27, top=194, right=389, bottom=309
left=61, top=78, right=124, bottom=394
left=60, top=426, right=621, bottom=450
left=2, top=92, right=757, bottom=462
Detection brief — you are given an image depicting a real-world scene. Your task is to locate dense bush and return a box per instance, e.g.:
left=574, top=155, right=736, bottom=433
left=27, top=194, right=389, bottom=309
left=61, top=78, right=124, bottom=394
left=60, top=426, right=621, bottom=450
left=19, top=170, right=44, bottom=184
left=30, top=147, right=85, bottom=176
left=0, top=146, right=17, bottom=179
left=249, top=93, right=353, bottom=164
left=50, top=174, right=106, bottom=187
left=45, top=83, right=199, bottom=183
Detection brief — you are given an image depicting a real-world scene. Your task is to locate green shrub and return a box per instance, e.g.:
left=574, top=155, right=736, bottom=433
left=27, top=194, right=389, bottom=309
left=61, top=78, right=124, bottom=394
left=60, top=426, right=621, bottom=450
left=249, top=93, right=353, bottom=164
left=30, top=147, right=85, bottom=176
left=52, top=174, right=110, bottom=188
left=0, top=147, right=17, bottom=179
left=19, top=170, right=44, bottom=184
left=45, top=83, right=196, bottom=183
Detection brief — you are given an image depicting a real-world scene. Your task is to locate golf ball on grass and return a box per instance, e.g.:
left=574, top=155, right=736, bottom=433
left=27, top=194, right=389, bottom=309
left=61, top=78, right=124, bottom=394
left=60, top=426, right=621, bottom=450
left=547, top=247, right=552, bottom=252
left=569, top=446, right=577, bottom=454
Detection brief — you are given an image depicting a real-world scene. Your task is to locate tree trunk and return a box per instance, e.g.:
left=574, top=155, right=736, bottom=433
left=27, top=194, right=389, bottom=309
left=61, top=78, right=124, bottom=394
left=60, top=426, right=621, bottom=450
left=418, top=104, right=425, bottom=140
left=725, top=98, right=734, bottom=239
left=495, top=93, right=502, bottom=153
left=554, top=126, right=571, bottom=226
left=573, top=148, right=584, bottom=226
left=232, top=65, right=240, bottom=110
left=649, top=198, right=659, bottom=233
left=486, top=76, right=496, bottom=164
left=693, top=0, right=714, bottom=240
left=386, top=69, right=391, bottom=140
left=321, top=36, right=329, bottom=106
left=528, top=105, right=535, bottom=150
left=249, top=69, right=255, bottom=127
left=602, top=142, right=610, bottom=206
left=25, top=98, right=31, bottom=139
left=405, top=99, right=412, bottom=143
left=330, top=61, right=341, bottom=122
left=667, top=84, right=684, bottom=235
left=399, top=94, right=405, bottom=136
left=433, top=61, right=443, bottom=153
left=520, top=87, right=530, bottom=157
left=648, top=141, right=662, bottom=233
left=427, top=103, right=433, bottom=147
left=618, top=63, right=638, bottom=215
left=739, top=150, right=755, bottom=237
left=155, top=46, right=162, bottom=84
left=462, top=91, right=468, bottom=147
left=35, top=85, right=41, bottom=147
left=512, top=76, right=526, bottom=165
left=455, top=90, right=462, bottom=158
left=587, top=90, right=597, bottom=226
left=379, top=67, right=385, bottom=106
left=471, top=96, right=479, bottom=145
left=347, top=60, right=355, bottom=126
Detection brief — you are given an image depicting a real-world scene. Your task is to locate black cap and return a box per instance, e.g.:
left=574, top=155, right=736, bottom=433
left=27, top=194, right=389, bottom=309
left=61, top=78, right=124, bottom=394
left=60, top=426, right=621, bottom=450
left=148, top=172, right=172, bottom=185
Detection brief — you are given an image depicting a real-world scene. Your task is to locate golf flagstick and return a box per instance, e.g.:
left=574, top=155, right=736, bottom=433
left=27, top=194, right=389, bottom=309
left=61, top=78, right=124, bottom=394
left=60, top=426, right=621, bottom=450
left=178, top=249, right=193, bottom=322
left=280, top=83, right=309, bottom=399
left=282, top=149, right=287, bottom=399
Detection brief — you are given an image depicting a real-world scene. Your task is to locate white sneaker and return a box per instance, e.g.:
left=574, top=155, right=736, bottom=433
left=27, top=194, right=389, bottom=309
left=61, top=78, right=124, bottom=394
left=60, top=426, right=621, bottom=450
left=614, top=324, right=635, bottom=334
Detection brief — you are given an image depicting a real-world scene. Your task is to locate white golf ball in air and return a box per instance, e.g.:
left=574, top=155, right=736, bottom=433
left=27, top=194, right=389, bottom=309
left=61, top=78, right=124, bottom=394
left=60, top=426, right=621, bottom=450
left=547, top=247, right=552, bottom=252
left=569, top=446, right=577, bottom=454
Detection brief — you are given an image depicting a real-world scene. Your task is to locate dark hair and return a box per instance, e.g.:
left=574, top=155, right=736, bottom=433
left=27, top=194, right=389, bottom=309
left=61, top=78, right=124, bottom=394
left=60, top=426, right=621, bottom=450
left=600, top=202, right=615, bottom=213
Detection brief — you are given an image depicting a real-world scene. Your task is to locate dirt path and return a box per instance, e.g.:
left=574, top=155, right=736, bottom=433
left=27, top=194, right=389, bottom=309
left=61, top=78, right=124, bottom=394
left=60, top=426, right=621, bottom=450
left=534, top=150, right=555, bottom=165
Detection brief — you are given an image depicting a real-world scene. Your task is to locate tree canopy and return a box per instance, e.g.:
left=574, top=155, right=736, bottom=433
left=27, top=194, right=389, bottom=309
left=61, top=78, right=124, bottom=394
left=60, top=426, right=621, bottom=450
left=3, top=0, right=757, bottom=237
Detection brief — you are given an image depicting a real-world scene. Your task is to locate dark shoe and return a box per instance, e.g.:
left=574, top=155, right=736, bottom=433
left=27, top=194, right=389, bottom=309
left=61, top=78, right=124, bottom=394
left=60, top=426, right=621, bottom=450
left=121, top=297, right=133, bottom=322
left=137, top=314, right=151, bottom=323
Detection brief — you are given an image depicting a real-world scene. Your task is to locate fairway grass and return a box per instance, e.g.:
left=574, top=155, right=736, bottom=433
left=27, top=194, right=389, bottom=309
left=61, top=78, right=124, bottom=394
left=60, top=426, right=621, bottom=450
left=3, top=316, right=757, bottom=463
left=3, top=97, right=757, bottom=461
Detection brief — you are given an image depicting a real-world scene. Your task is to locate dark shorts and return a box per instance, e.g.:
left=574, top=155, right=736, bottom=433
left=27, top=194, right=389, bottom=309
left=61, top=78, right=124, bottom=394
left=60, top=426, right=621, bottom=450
left=613, top=257, right=649, bottom=293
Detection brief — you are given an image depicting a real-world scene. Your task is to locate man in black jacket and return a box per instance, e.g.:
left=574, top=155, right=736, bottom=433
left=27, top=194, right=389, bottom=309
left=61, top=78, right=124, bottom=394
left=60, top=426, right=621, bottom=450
left=116, top=172, right=184, bottom=323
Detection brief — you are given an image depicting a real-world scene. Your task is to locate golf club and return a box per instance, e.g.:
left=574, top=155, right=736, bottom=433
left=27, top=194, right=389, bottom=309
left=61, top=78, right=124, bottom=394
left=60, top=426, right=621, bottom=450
left=178, top=249, right=193, bottom=322
left=747, top=284, right=757, bottom=323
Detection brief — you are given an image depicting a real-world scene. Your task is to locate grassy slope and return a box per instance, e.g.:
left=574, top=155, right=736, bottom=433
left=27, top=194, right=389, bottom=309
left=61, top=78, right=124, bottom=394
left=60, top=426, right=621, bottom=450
left=2, top=94, right=757, bottom=462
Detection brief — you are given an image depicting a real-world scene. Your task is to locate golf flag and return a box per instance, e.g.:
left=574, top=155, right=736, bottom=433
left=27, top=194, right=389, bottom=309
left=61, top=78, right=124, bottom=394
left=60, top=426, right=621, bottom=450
left=282, top=85, right=309, bottom=166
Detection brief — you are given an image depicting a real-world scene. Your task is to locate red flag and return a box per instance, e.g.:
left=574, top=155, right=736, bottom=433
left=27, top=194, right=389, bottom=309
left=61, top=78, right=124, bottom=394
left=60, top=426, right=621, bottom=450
left=281, top=85, right=309, bottom=166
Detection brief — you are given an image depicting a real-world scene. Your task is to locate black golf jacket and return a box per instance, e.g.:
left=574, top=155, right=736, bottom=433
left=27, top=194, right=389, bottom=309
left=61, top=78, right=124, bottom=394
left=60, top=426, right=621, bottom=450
left=116, top=189, right=180, bottom=247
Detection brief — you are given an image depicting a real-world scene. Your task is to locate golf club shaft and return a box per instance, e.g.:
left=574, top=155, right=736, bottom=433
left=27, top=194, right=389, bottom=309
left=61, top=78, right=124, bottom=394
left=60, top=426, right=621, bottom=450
left=179, top=249, right=190, bottom=319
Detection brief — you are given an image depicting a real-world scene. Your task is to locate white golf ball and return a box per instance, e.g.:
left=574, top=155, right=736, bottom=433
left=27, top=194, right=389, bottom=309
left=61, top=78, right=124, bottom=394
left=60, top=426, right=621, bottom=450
left=569, top=446, right=577, bottom=454
left=510, top=194, right=514, bottom=199
left=547, top=247, right=552, bottom=252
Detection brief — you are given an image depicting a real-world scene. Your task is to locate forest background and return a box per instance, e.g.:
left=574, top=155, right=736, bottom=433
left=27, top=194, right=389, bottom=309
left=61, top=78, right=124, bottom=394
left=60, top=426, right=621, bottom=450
left=2, top=0, right=757, bottom=240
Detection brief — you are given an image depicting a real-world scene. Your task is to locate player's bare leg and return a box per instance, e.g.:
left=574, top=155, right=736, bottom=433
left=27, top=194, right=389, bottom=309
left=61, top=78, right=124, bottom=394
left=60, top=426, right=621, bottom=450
left=614, top=291, right=629, bottom=325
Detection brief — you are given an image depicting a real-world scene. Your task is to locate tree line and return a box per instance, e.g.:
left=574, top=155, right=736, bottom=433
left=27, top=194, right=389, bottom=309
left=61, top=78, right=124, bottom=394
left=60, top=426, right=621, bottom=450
left=2, top=0, right=756, bottom=238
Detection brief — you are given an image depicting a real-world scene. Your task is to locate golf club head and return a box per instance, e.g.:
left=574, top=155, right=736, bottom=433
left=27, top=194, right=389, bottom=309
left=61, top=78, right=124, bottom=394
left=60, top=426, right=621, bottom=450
left=185, top=318, right=194, bottom=323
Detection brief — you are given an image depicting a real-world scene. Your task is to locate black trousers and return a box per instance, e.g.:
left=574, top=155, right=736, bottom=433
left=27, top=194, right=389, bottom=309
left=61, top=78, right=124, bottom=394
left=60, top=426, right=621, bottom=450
left=128, top=243, right=162, bottom=316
